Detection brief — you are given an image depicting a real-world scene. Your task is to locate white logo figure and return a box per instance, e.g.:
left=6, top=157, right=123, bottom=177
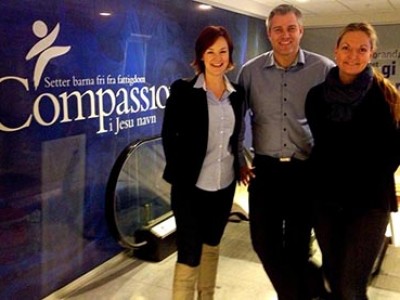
left=25, top=20, right=71, bottom=90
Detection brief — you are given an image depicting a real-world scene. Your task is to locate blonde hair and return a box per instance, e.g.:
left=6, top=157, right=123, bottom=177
left=373, top=68, right=400, bottom=125
left=338, top=22, right=400, bottom=125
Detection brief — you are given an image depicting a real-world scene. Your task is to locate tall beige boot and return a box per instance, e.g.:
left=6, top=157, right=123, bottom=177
left=172, top=262, right=199, bottom=300
left=197, top=244, right=220, bottom=300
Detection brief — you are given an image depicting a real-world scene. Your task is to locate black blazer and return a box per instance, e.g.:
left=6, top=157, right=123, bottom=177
left=162, top=75, right=245, bottom=186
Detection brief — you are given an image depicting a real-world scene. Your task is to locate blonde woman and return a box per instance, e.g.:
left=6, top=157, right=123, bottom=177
left=305, top=22, right=400, bottom=299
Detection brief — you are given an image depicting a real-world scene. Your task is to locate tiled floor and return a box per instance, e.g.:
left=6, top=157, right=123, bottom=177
left=41, top=172, right=400, bottom=300
left=46, top=251, right=273, bottom=300
left=44, top=251, right=400, bottom=300
left=45, top=223, right=400, bottom=300
left=44, top=178, right=400, bottom=299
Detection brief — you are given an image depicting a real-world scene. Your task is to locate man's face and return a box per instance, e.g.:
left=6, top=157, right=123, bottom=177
left=267, top=12, right=303, bottom=61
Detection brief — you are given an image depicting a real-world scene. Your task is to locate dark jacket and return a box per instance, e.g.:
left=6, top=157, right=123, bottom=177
left=305, top=77, right=400, bottom=213
left=161, top=76, right=245, bottom=186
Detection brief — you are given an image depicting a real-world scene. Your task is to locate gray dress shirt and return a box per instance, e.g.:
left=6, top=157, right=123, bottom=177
left=238, top=49, right=334, bottom=161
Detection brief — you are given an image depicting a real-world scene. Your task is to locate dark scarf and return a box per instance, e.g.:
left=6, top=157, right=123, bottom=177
left=324, top=65, right=374, bottom=122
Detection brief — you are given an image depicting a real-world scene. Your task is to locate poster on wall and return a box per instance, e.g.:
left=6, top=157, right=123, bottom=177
left=0, top=21, right=169, bottom=138
left=372, top=48, right=400, bottom=89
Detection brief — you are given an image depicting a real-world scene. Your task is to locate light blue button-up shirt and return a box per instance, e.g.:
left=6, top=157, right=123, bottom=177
left=238, top=49, right=334, bottom=160
left=194, top=74, right=236, bottom=191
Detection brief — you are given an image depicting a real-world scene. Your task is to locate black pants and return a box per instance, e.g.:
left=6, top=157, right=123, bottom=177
left=249, top=155, right=317, bottom=300
left=171, top=181, right=235, bottom=267
left=315, top=208, right=389, bottom=300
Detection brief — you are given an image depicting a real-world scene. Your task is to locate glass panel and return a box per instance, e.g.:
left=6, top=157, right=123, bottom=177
left=113, top=137, right=171, bottom=247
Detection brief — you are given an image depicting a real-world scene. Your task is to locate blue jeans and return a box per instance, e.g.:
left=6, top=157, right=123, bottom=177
left=315, top=207, right=389, bottom=300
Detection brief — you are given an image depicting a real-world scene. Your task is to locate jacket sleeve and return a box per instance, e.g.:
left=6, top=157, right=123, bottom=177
left=161, top=80, right=181, bottom=184
left=391, top=124, right=400, bottom=172
left=235, top=74, right=250, bottom=169
left=305, top=85, right=322, bottom=142
left=235, top=86, right=248, bottom=169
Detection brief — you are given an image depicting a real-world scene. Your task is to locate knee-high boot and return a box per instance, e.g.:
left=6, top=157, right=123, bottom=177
left=197, top=244, right=220, bottom=300
left=172, top=262, right=199, bottom=300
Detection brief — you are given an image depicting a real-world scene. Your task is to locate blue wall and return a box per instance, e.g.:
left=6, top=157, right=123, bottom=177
left=0, top=1, right=266, bottom=298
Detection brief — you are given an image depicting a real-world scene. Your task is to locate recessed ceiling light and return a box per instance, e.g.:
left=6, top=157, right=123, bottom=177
left=99, top=12, right=112, bottom=16
left=199, top=4, right=212, bottom=10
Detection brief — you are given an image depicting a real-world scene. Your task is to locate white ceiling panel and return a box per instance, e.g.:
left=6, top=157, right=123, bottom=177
left=337, top=0, right=395, bottom=12
left=294, top=2, right=353, bottom=15
left=389, top=0, right=400, bottom=8
left=194, top=0, right=400, bottom=27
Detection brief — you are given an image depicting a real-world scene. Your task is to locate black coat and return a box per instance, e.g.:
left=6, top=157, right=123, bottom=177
left=305, top=78, right=400, bottom=212
left=161, top=76, right=245, bottom=186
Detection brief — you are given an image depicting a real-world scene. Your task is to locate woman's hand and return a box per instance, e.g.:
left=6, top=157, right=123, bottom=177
left=239, top=164, right=255, bottom=186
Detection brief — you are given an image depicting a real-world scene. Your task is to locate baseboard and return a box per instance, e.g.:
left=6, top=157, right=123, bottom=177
left=43, top=251, right=130, bottom=299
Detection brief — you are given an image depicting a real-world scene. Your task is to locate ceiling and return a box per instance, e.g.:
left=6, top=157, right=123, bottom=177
left=194, top=0, right=400, bottom=27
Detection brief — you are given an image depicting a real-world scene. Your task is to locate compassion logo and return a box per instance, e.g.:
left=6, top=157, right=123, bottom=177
left=0, top=20, right=168, bottom=134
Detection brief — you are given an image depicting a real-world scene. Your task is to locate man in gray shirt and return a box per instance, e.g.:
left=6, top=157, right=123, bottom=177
left=237, top=4, right=334, bottom=299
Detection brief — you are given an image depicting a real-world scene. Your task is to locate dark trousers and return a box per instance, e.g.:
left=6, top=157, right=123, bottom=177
left=171, top=181, right=235, bottom=267
left=249, top=155, right=317, bottom=300
left=315, top=208, right=389, bottom=300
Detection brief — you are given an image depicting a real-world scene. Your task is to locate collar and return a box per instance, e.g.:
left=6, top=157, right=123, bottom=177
left=264, top=49, right=305, bottom=69
left=194, top=73, right=236, bottom=93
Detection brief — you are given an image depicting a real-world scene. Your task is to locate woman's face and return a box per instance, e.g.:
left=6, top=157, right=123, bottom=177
left=335, top=30, right=373, bottom=84
left=202, top=36, right=230, bottom=78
